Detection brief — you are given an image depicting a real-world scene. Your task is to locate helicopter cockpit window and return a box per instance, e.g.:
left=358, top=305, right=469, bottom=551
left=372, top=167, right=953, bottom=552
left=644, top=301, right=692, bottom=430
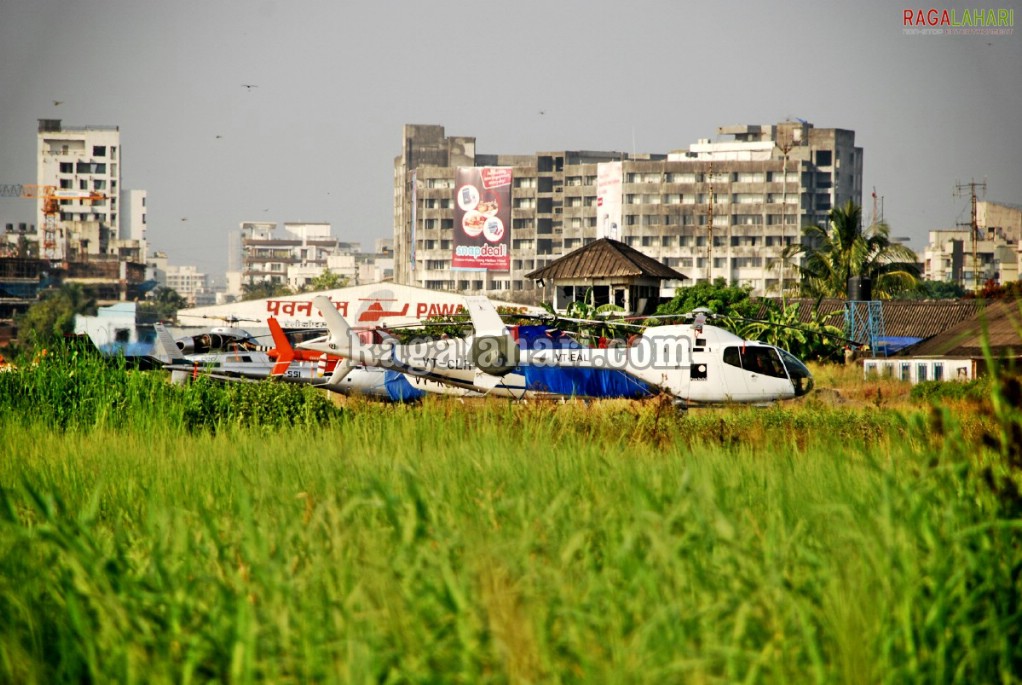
left=723, top=346, right=787, bottom=379
left=743, top=347, right=787, bottom=378
left=723, top=346, right=741, bottom=368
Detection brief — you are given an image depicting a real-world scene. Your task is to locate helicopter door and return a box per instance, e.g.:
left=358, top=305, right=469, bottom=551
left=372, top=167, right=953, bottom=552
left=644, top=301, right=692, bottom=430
left=740, top=346, right=790, bottom=400
left=720, top=346, right=752, bottom=401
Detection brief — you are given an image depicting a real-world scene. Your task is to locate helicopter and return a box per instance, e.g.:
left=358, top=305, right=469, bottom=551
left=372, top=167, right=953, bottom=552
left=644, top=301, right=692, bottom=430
left=264, top=317, right=482, bottom=401
left=297, top=295, right=815, bottom=406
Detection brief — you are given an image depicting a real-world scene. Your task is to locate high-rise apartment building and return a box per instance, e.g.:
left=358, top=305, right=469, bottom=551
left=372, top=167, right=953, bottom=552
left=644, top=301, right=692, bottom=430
left=394, top=122, right=862, bottom=298
left=35, top=119, right=145, bottom=263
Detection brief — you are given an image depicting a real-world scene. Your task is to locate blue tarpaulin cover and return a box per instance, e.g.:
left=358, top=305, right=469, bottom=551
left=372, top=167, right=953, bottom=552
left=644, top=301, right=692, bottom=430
left=516, top=325, right=656, bottom=398
left=384, top=370, right=426, bottom=402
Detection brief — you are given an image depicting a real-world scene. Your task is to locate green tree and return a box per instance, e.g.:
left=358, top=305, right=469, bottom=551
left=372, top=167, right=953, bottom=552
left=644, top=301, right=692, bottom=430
left=790, top=200, right=919, bottom=299
left=241, top=280, right=293, bottom=301
left=652, top=279, right=760, bottom=323
left=299, top=269, right=348, bottom=293
left=138, top=286, right=188, bottom=322
left=902, top=279, right=968, bottom=300
left=15, top=283, right=97, bottom=349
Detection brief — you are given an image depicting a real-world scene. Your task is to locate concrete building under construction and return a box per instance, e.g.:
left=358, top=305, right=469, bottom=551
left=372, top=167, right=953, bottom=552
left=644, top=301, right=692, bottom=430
left=0, top=119, right=153, bottom=342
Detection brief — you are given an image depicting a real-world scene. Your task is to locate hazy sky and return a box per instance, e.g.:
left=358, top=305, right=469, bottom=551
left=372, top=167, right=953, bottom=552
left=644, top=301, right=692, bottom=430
left=1, top=0, right=1020, bottom=279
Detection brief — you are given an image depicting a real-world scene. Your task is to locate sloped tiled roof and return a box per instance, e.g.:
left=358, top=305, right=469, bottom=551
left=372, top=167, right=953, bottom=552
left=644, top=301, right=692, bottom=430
left=754, top=298, right=987, bottom=338
left=526, top=238, right=686, bottom=281
left=895, top=299, right=1022, bottom=358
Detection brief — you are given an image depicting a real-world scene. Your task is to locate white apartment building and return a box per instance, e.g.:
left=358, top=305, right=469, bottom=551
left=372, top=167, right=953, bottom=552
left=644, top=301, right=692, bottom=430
left=164, top=264, right=211, bottom=306
left=922, top=201, right=1022, bottom=288
left=394, top=122, right=862, bottom=299
left=238, top=220, right=361, bottom=290
left=35, top=119, right=148, bottom=262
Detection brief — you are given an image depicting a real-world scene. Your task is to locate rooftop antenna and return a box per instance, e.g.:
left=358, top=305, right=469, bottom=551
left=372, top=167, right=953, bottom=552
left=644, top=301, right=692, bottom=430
left=954, top=178, right=987, bottom=292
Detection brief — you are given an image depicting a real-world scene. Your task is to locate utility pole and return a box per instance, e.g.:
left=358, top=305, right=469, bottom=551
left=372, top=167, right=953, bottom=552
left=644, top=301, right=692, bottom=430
left=776, top=133, right=795, bottom=297
left=706, top=164, right=714, bottom=283
left=954, top=179, right=987, bottom=292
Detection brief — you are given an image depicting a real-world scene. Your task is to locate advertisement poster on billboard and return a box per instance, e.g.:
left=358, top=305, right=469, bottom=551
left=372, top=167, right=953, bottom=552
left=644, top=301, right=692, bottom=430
left=596, top=161, right=622, bottom=240
left=452, top=166, right=512, bottom=271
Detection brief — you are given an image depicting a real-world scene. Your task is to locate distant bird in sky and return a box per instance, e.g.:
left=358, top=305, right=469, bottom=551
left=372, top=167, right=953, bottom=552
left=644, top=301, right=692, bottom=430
left=53, top=100, right=63, bottom=106
left=538, top=110, right=546, bottom=115
left=215, top=135, right=223, bottom=139
left=242, top=84, right=258, bottom=90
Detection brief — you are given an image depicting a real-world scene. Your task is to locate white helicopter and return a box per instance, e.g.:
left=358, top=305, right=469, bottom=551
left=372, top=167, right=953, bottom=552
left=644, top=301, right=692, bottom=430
left=297, top=295, right=815, bottom=406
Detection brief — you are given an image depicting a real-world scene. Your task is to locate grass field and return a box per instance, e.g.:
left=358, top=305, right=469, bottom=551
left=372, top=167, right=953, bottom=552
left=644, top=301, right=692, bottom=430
left=0, top=350, right=1020, bottom=683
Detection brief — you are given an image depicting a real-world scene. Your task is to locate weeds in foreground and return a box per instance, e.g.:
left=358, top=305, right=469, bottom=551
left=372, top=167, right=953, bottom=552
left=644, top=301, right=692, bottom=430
left=0, top=350, right=1019, bottom=682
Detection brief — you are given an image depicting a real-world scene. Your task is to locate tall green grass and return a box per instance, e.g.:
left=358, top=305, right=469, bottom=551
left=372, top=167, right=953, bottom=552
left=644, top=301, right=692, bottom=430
left=0, top=349, right=1019, bottom=683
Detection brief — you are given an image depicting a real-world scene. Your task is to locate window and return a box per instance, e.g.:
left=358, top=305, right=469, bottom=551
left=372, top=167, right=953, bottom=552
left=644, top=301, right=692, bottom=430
left=815, top=150, right=833, bottom=166
left=917, top=364, right=927, bottom=382
left=75, top=162, right=106, bottom=173
left=59, top=162, right=73, bottom=173
left=933, top=363, right=944, bottom=381
left=722, top=346, right=787, bottom=378
left=93, top=146, right=106, bottom=156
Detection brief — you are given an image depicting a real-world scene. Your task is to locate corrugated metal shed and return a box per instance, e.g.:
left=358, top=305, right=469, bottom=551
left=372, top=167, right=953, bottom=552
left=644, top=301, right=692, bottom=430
left=895, top=299, right=1022, bottom=358
left=525, top=238, right=685, bottom=282
left=756, top=298, right=987, bottom=338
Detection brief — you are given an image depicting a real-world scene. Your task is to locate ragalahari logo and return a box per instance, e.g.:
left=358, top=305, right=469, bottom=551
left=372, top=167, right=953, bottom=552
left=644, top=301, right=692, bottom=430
left=903, top=7, right=1015, bottom=35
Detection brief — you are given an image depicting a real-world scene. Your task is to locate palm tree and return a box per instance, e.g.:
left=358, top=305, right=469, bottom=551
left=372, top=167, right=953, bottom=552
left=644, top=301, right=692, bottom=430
left=241, top=280, right=293, bottom=301
left=789, top=200, right=919, bottom=299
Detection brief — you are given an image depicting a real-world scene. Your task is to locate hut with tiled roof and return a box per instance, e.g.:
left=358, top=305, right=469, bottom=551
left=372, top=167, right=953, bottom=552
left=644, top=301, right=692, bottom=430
left=526, top=238, right=686, bottom=315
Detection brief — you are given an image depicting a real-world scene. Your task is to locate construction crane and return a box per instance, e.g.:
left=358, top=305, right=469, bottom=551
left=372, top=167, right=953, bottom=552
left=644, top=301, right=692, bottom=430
left=0, top=183, right=106, bottom=261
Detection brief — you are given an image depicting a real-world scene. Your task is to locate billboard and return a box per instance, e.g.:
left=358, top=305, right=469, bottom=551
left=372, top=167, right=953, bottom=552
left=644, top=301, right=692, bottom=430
left=452, top=166, right=512, bottom=271
left=596, top=161, right=622, bottom=240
